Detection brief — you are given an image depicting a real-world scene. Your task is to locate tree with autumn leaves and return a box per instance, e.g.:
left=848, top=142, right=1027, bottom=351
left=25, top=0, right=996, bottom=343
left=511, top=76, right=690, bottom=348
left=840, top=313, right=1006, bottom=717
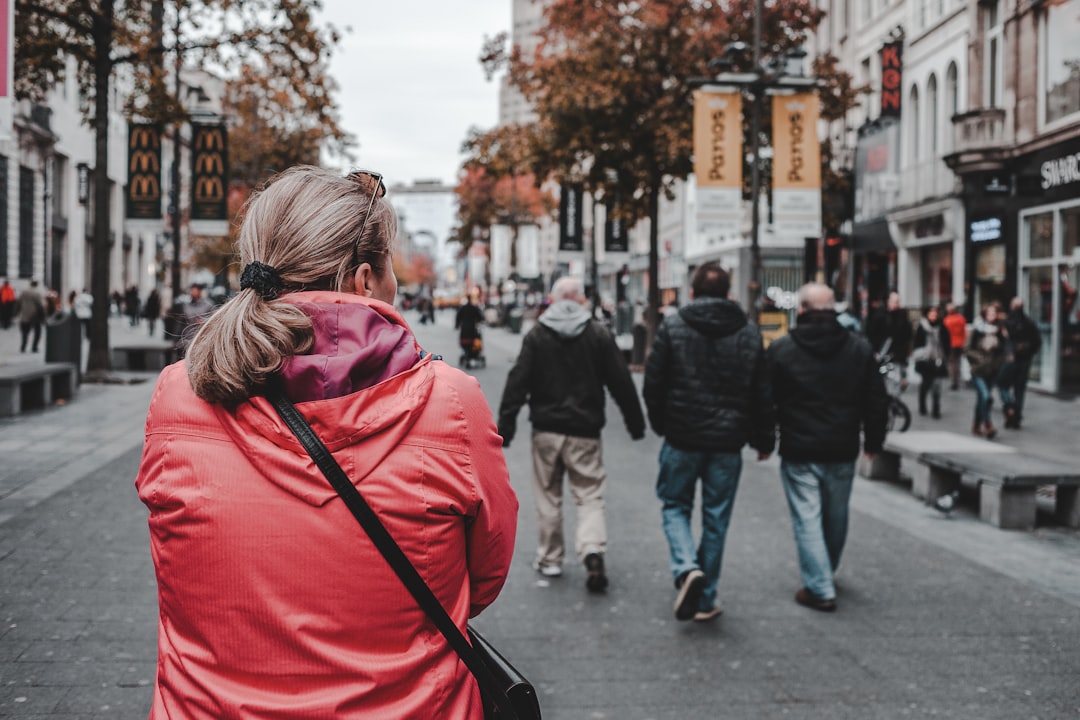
left=472, top=0, right=865, bottom=343
left=15, top=0, right=348, bottom=375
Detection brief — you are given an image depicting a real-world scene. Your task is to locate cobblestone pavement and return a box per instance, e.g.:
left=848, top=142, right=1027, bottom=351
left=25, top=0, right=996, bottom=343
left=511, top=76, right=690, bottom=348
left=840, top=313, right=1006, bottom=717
left=0, top=309, right=1077, bottom=719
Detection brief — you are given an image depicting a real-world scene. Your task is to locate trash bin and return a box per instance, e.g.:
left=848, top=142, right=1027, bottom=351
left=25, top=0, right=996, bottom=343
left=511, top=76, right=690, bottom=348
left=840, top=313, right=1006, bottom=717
left=631, top=323, right=647, bottom=366
left=508, top=308, right=524, bottom=334
left=45, top=311, right=83, bottom=381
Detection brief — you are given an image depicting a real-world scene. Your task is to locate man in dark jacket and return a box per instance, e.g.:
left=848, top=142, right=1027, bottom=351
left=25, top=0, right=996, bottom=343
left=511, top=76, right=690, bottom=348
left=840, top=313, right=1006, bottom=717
left=1000, top=296, right=1041, bottom=429
left=498, top=276, right=645, bottom=593
left=642, top=262, right=774, bottom=622
left=767, top=283, right=888, bottom=613
left=866, top=291, right=913, bottom=373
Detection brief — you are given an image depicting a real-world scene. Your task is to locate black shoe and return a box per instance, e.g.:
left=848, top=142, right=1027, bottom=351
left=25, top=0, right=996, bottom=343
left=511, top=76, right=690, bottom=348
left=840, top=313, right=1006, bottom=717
left=795, top=587, right=837, bottom=613
left=674, top=569, right=705, bottom=621
left=584, top=553, right=608, bottom=593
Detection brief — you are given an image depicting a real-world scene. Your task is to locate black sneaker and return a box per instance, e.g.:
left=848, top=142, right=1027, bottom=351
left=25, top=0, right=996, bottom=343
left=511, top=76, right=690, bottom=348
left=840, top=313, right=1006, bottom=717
left=674, top=569, right=705, bottom=621
left=584, top=553, right=608, bottom=593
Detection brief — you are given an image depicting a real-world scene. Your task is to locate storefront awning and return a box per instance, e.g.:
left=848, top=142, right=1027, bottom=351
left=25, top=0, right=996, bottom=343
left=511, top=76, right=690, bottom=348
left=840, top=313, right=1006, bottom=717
left=852, top=219, right=895, bottom=252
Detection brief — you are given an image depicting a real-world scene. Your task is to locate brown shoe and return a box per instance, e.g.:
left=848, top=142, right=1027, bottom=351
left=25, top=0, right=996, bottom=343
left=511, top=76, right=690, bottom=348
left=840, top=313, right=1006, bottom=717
left=971, top=422, right=984, bottom=437
left=983, top=422, right=997, bottom=440
left=795, top=588, right=837, bottom=613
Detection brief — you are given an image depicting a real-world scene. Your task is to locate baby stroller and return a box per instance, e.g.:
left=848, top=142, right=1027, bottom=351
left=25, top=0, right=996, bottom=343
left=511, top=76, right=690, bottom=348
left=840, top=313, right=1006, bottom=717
left=459, top=331, right=486, bottom=369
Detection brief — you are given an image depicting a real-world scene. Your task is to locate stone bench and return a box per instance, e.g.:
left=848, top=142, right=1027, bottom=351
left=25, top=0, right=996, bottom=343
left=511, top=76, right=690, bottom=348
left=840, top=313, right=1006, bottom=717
left=0, top=363, right=79, bottom=417
left=111, top=343, right=177, bottom=371
left=862, top=430, right=1080, bottom=530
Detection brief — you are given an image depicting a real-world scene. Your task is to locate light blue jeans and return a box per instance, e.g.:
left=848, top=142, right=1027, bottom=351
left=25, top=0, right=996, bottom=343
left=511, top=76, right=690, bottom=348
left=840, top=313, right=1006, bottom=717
left=656, top=443, right=742, bottom=613
left=972, top=376, right=994, bottom=425
left=780, top=460, right=857, bottom=601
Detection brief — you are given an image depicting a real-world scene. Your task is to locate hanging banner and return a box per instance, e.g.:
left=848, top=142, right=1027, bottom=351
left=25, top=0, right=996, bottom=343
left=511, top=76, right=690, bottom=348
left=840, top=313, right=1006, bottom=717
left=604, top=199, right=628, bottom=253
left=691, top=88, right=743, bottom=259
left=880, top=41, right=903, bottom=119
left=126, top=123, right=162, bottom=219
left=190, top=123, right=228, bottom=221
left=771, top=92, right=822, bottom=241
left=558, top=183, right=584, bottom=252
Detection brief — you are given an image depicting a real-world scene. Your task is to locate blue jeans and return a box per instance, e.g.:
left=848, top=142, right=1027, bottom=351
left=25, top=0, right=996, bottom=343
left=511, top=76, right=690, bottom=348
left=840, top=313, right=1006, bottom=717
left=971, top=376, right=994, bottom=425
left=780, top=461, right=856, bottom=601
left=656, top=443, right=742, bottom=613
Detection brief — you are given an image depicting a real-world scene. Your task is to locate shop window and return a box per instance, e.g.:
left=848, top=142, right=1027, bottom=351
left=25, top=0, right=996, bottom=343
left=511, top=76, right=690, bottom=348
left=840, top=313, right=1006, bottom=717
left=1063, top=206, right=1080, bottom=259
left=1026, top=212, right=1054, bottom=259
left=1044, top=0, right=1080, bottom=126
left=1026, top=265, right=1054, bottom=384
left=921, top=243, right=952, bottom=307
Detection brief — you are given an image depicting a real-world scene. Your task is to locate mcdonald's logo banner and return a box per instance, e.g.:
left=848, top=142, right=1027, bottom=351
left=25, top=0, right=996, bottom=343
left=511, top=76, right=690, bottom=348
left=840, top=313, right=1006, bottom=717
left=191, top=123, right=228, bottom=221
left=126, top=123, right=162, bottom=219
left=690, top=89, right=743, bottom=259
left=558, top=183, right=584, bottom=252
left=771, top=92, right=822, bottom=241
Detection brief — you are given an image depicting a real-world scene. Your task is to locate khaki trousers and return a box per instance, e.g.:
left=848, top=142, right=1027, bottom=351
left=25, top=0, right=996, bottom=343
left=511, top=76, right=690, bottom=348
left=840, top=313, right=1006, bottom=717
left=530, top=431, right=607, bottom=568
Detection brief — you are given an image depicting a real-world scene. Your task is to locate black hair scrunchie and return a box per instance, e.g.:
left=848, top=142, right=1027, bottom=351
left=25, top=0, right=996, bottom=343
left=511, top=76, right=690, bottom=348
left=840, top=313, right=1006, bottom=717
left=239, top=261, right=283, bottom=301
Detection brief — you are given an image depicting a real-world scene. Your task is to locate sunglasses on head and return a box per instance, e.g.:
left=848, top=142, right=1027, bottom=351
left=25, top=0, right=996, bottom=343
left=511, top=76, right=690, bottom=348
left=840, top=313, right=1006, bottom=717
left=348, top=170, right=386, bottom=240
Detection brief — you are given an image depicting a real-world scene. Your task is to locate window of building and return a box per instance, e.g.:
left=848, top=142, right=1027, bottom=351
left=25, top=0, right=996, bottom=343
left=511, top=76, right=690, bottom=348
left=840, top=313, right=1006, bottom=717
left=984, top=1, right=1003, bottom=109
left=909, top=86, right=921, bottom=162
left=927, top=74, right=939, bottom=155
left=1043, top=0, right=1080, bottom=126
left=0, top=156, right=7, bottom=278
left=19, top=167, right=35, bottom=279
left=944, top=63, right=959, bottom=153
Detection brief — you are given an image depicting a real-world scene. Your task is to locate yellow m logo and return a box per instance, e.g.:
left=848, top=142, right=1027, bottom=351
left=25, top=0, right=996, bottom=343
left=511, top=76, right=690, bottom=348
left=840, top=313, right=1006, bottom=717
left=130, top=150, right=160, bottom=174
left=130, top=175, right=161, bottom=200
left=194, top=176, right=224, bottom=201
left=195, top=127, right=225, bottom=151
left=194, top=153, right=224, bottom=176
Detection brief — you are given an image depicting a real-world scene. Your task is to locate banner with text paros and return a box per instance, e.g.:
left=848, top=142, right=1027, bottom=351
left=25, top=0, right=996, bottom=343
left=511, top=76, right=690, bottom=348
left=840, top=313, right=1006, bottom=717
left=190, top=123, right=228, bottom=222
left=691, top=89, right=743, bottom=258
left=771, top=92, right=822, bottom=242
left=126, top=123, right=162, bottom=219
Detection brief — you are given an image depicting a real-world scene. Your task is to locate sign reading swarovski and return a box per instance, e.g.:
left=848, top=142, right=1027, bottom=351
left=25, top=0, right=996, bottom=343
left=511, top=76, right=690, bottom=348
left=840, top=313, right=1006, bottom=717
left=1041, top=151, right=1080, bottom=190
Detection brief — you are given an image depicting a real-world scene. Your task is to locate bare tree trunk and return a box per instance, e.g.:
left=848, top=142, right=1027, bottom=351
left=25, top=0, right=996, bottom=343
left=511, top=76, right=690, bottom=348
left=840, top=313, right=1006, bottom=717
left=87, top=0, right=115, bottom=375
left=645, top=181, right=661, bottom=355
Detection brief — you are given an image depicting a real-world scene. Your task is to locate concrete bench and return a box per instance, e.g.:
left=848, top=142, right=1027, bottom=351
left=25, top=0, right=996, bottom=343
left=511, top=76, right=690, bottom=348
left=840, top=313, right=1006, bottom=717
left=918, top=451, right=1080, bottom=530
left=0, top=363, right=78, bottom=417
left=862, top=430, right=1080, bottom=530
left=111, top=343, right=177, bottom=371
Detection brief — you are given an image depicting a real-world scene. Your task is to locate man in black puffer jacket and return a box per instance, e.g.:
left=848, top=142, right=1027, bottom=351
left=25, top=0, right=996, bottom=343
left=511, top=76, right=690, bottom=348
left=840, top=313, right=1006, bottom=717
left=767, top=283, right=888, bottom=613
left=643, top=262, right=774, bottom=622
left=498, top=277, right=645, bottom=594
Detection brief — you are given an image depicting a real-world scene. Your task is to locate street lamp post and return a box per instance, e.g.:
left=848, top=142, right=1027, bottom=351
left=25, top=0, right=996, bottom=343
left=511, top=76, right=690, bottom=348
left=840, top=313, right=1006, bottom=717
left=692, top=4, right=816, bottom=323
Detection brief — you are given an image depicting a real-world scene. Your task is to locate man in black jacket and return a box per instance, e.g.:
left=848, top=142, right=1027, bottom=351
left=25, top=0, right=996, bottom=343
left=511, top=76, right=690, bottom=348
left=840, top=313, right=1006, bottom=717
left=767, top=283, right=888, bottom=612
left=498, top=277, right=645, bottom=593
left=642, top=262, right=774, bottom=622
left=1000, top=296, right=1041, bottom=429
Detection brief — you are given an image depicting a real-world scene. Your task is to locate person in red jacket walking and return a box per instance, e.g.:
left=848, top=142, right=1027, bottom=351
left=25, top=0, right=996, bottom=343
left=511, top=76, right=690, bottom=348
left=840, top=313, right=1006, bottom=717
left=135, top=166, right=518, bottom=719
left=943, top=302, right=968, bottom=390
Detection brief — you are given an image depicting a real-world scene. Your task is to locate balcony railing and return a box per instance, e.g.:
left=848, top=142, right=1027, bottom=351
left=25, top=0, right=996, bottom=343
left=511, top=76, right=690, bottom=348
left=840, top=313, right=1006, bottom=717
left=950, top=108, right=1007, bottom=156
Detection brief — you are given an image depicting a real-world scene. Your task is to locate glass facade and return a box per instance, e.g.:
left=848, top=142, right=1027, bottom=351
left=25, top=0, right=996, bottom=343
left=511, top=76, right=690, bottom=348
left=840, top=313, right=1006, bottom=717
left=1020, top=201, right=1080, bottom=392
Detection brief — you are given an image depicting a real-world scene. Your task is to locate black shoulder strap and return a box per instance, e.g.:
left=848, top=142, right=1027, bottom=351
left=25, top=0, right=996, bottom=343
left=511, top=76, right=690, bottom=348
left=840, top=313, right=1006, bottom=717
left=265, top=382, right=512, bottom=716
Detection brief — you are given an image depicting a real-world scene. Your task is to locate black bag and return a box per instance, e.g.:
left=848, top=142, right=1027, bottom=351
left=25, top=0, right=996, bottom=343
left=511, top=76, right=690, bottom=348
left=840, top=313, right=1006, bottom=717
left=268, top=384, right=540, bottom=720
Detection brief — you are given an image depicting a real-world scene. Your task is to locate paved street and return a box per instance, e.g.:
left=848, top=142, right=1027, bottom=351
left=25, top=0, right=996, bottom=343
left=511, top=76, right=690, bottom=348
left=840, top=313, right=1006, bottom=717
left=1, top=309, right=1078, bottom=719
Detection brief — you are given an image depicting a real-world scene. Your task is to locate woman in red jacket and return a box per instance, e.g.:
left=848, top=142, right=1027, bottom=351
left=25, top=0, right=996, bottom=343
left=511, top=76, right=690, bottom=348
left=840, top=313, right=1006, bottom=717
left=135, top=166, right=518, bottom=718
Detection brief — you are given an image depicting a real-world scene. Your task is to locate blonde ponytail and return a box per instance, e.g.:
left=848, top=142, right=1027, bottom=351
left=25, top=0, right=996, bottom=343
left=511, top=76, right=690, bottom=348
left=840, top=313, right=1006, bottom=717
left=184, top=165, right=395, bottom=405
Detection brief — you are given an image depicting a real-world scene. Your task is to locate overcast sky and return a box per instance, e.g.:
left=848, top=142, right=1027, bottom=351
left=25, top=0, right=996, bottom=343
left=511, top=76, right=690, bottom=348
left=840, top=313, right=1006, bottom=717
left=316, top=1, right=511, bottom=187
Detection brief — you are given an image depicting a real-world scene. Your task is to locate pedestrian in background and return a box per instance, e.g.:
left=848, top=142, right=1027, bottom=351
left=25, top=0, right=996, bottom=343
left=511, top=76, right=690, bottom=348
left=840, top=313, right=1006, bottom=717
left=498, top=275, right=645, bottom=593
left=143, top=288, right=162, bottom=337
left=124, top=285, right=141, bottom=327
left=767, top=283, right=888, bottom=613
left=912, top=305, right=950, bottom=419
left=965, top=302, right=1007, bottom=438
left=642, top=262, right=774, bottom=622
left=136, top=165, right=517, bottom=718
left=17, top=280, right=45, bottom=353
left=73, top=288, right=93, bottom=340
left=173, top=284, right=216, bottom=356
left=943, top=302, right=967, bottom=390
left=867, top=292, right=913, bottom=380
left=1000, top=296, right=1041, bottom=429
left=0, top=279, right=15, bottom=329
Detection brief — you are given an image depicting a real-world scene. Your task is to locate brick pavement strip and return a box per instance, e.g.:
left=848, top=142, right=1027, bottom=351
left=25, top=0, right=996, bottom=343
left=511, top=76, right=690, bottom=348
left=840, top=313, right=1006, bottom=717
left=0, top=310, right=1077, bottom=718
